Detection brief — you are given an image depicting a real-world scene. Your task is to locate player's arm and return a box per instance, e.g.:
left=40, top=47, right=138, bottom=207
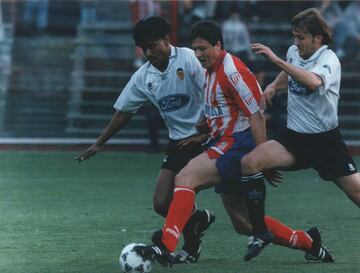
left=260, top=71, right=288, bottom=110
left=270, top=57, right=322, bottom=91
left=251, top=43, right=322, bottom=91
left=74, top=111, right=132, bottom=162
left=249, top=110, right=266, bottom=147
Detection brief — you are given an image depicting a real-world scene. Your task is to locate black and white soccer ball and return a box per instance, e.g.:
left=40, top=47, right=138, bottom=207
left=119, top=243, right=154, bottom=273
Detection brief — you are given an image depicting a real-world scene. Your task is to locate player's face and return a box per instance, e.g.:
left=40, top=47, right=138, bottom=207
left=141, top=37, right=171, bottom=71
left=192, top=38, right=222, bottom=69
left=292, top=28, right=322, bottom=59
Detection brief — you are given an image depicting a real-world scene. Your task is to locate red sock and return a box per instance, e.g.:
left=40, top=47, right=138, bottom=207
left=161, top=186, right=195, bottom=252
left=265, top=216, right=312, bottom=251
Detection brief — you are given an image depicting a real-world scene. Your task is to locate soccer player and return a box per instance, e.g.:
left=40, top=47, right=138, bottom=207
left=74, top=16, right=215, bottom=264
left=242, top=6, right=360, bottom=254
left=135, top=20, right=334, bottom=266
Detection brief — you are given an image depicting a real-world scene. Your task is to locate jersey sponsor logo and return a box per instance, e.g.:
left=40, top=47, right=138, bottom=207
left=288, top=78, right=311, bottom=96
left=176, top=67, right=185, bottom=80
left=204, top=104, right=224, bottom=117
left=158, top=94, right=190, bottom=112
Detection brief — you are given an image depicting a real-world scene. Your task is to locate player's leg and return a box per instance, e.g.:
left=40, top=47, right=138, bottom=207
left=334, top=172, right=360, bottom=208
left=264, top=217, right=334, bottom=262
left=311, top=128, right=360, bottom=208
left=154, top=139, right=216, bottom=263
left=222, top=195, right=334, bottom=262
left=161, top=152, right=220, bottom=252
left=136, top=152, right=219, bottom=266
left=221, top=193, right=252, bottom=235
left=153, top=169, right=175, bottom=217
left=207, top=131, right=272, bottom=261
left=240, top=140, right=295, bottom=260
left=221, top=194, right=314, bottom=250
left=241, top=140, right=296, bottom=175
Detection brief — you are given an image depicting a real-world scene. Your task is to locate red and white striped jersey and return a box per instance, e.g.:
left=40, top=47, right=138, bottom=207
left=204, top=51, right=262, bottom=138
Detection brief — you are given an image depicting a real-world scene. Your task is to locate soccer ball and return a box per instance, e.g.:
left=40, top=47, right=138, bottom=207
left=119, top=243, right=154, bottom=273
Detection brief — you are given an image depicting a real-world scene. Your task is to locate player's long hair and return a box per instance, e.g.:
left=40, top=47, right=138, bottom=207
left=132, top=16, right=171, bottom=47
left=190, top=20, right=224, bottom=49
left=291, top=8, right=333, bottom=45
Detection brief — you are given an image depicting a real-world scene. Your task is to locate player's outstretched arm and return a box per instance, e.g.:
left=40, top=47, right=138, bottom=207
left=74, top=111, right=133, bottom=162
left=251, top=43, right=322, bottom=91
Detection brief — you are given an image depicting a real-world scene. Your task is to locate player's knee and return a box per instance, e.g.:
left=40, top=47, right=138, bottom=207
left=174, top=170, right=197, bottom=188
left=175, top=158, right=209, bottom=189
left=241, top=153, right=261, bottom=175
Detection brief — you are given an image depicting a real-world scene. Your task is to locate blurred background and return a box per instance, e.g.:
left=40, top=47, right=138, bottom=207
left=0, top=0, right=359, bottom=153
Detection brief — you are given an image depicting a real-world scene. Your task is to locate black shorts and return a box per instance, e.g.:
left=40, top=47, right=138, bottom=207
left=161, top=137, right=204, bottom=174
left=279, top=127, right=358, bottom=181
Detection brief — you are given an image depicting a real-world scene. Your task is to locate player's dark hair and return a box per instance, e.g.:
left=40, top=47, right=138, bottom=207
left=132, top=16, right=171, bottom=47
left=291, top=8, right=333, bottom=45
left=190, top=20, right=224, bottom=49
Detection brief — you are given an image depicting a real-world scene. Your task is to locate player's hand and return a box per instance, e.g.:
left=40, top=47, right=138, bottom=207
left=263, top=169, right=283, bottom=187
left=177, top=135, right=203, bottom=151
left=250, top=43, right=279, bottom=63
left=74, top=144, right=102, bottom=162
left=196, top=119, right=210, bottom=134
left=260, top=84, right=277, bottom=110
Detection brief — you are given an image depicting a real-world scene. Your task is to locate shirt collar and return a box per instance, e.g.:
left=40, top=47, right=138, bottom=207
left=208, top=50, right=227, bottom=73
left=299, top=45, right=328, bottom=63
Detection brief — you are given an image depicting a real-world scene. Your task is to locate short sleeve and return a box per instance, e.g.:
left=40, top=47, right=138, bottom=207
left=310, top=51, right=340, bottom=95
left=113, top=73, right=148, bottom=113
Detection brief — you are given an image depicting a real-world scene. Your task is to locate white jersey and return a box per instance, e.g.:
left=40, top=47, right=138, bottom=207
left=114, top=46, right=205, bottom=140
left=286, top=45, right=341, bottom=133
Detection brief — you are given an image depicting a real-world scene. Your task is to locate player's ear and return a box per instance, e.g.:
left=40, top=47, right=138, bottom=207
left=215, top=41, right=222, bottom=51
left=315, top=34, right=323, bottom=45
left=163, top=34, right=170, bottom=45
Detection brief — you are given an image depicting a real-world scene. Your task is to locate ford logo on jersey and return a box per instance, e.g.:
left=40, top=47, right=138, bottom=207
left=288, top=78, right=311, bottom=96
left=158, top=94, right=190, bottom=112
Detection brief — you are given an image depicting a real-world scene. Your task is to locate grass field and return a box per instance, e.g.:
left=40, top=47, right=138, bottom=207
left=0, top=151, right=359, bottom=273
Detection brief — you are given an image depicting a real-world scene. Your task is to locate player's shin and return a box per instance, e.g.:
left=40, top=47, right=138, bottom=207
left=264, top=216, right=312, bottom=251
left=242, top=173, right=268, bottom=235
left=161, top=186, right=195, bottom=252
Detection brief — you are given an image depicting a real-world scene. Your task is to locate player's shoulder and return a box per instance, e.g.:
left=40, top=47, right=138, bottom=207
left=176, top=46, right=197, bottom=60
left=313, top=46, right=341, bottom=69
left=222, top=52, right=246, bottom=76
left=287, top=45, right=298, bottom=57
left=126, top=63, right=151, bottom=89
left=321, top=47, right=339, bottom=62
left=132, top=62, right=150, bottom=78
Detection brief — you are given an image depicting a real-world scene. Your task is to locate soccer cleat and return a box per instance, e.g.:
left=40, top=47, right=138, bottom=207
left=174, top=209, right=216, bottom=264
left=244, top=231, right=273, bottom=261
left=133, top=231, right=175, bottom=267
left=305, top=227, right=335, bottom=263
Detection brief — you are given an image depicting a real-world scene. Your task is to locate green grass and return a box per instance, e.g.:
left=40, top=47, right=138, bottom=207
left=0, top=151, right=359, bottom=273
